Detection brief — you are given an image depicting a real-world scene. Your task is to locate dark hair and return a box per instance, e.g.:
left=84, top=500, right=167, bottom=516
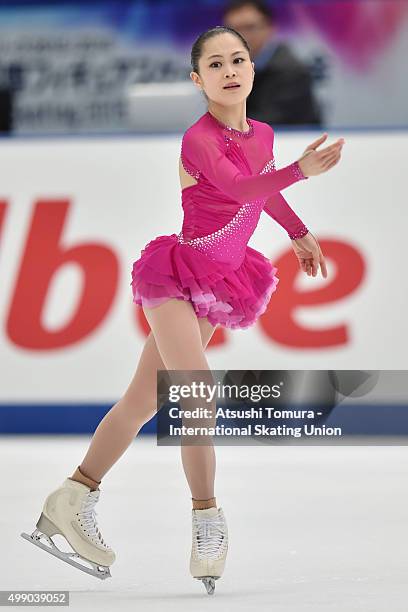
left=191, top=25, right=251, bottom=76
left=222, top=0, right=276, bottom=22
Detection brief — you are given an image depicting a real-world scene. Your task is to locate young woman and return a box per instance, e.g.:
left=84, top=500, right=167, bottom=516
left=21, top=26, right=344, bottom=596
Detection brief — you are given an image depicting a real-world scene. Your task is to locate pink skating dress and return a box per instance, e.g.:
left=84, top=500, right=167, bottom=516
left=131, top=110, right=309, bottom=329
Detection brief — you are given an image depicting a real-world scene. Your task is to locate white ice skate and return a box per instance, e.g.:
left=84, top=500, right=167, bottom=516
left=20, top=478, right=115, bottom=580
left=190, top=506, right=228, bottom=595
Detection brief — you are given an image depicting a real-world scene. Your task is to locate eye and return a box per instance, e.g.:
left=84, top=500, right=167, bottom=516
left=210, top=57, right=245, bottom=68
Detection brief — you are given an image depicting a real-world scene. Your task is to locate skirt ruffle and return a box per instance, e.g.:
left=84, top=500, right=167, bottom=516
left=130, top=233, right=279, bottom=330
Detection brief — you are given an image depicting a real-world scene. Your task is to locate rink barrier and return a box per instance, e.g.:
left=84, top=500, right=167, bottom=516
left=0, top=402, right=408, bottom=435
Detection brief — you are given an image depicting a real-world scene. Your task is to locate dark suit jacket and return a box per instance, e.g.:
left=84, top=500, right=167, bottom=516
left=247, top=41, right=322, bottom=126
left=0, top=88, right=13, bottom=132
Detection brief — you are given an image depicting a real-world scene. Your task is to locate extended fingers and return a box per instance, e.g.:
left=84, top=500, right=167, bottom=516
left=324, top=155, right=341, bottom=170
left=323, top=138, right=345, bottom=152
left=319, top=253, right=328, bottom=278
left=307, top=133, right=328, bottom=150
left=321, top=145, right=344, bottom=169
left=312, top=251, right=320, bottom=276
left=304, top=255, right=328, bottom=278
left=324, top=147, right=344, bottom=169
left=319, top=140, right=344, bottom=160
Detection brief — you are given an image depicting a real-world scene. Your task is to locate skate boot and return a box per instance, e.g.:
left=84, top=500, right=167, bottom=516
left=21, top=478, right=115, bottom=579
left=190, top=506, right=228, bottom=595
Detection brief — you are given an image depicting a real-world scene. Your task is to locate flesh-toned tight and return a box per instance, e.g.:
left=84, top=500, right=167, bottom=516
left=76, top=298, right=218, bottom=503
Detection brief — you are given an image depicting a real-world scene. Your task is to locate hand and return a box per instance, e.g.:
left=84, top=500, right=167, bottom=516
left=297, top=133, right=345, bottom=177
left=291, top=231, right=328, bottom=278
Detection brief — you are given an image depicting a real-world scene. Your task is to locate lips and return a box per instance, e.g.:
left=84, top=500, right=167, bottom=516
left=223, top=83, right=240, bottom=89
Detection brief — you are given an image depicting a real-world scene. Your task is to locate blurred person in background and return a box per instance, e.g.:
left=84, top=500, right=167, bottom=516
left=223, top=0, right=322, bottom=126
left=0, top=87, right=13, bottom=132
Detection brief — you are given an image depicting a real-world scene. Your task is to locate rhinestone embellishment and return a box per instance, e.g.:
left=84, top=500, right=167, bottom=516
left=177, top=158, right=274, bottom=266
left=177, top=200, right=260, bottom=246
left=262, top=158, right=276, bottom=173
left=180, top=138, right=200, bottom=180
left=291, top=160, right=308, bottom=181
left=207, top=111, right=254, bottom=138
left=288, top=226, right=309, bottom=240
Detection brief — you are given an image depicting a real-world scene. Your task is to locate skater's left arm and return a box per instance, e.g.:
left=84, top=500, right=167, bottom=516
left=261, top=123, right=308, bottom=239
left=263, top=191, right=309, bottom=240
left=263, top=127, right=328, bottom=278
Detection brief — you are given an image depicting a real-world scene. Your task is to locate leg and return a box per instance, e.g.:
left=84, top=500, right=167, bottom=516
left=142, top=299, right=218, bottom=503
left=143, top=302, right=226, bottom=595
left=77, top=301, right=217, bottom=484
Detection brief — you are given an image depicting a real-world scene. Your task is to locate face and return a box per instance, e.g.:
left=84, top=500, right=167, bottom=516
left=191, top=33, right=255, bottom=106
left=224, top=4, right=274, bottom=57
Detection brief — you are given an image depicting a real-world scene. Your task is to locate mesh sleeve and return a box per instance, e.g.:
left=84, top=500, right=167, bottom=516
left=181, top=129, right=307, bottom=205
left=263, top=192, right=309, bottom=239
left=262, top=124, right=309, bottom=239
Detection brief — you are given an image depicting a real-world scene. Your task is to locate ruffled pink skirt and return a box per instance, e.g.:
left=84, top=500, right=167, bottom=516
left=130, top=233, right=279, bottom=330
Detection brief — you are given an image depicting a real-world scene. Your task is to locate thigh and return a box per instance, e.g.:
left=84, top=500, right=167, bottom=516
left=142, top=298, right=214, bottom=370
left=122, top=299, right=217, bottom=411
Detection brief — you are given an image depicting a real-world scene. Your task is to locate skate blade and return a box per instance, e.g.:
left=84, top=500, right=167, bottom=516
left=20, top=530, right=111, bottom=580
left=194, top=576, right=219, bottom=595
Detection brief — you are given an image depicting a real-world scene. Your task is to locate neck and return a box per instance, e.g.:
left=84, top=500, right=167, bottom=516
left=207, top=102, right=248, bottom=132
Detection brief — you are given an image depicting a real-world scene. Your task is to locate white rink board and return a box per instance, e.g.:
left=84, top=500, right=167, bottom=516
left=0, top=131, right=406, bottom=402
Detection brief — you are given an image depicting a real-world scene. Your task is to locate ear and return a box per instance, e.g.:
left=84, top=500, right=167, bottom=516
left=190, top=71, right=202, bottom=89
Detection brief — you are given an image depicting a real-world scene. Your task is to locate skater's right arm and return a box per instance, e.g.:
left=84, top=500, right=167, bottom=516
left=181, top=129, right=308, bottom=205
left=181, top=130, right=345, bottom=205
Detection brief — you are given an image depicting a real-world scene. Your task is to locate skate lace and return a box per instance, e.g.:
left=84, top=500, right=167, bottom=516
left=77, top=491, right=109, bottom=548
left=193, top=513, right=228, bottom=560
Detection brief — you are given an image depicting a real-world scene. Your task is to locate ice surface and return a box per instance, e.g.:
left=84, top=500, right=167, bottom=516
left=4, top=435, right=407, bottom=611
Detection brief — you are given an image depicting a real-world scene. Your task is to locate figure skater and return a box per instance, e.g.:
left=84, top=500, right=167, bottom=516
left=21, top=26, right=344, bottom=595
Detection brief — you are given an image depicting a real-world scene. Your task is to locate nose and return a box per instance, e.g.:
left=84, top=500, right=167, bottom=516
left=224, top=60, right=237, bottom=75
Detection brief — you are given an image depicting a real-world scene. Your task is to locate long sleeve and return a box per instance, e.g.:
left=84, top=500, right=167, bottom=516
left=261, top=123, right=309, bottom=239
left=181, top=129, right=307, bottom=205
left=263, top=191, right=309, bottom=239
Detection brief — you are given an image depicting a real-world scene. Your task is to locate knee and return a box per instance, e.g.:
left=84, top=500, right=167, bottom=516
left=118, top=394, right=157, bottom=427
